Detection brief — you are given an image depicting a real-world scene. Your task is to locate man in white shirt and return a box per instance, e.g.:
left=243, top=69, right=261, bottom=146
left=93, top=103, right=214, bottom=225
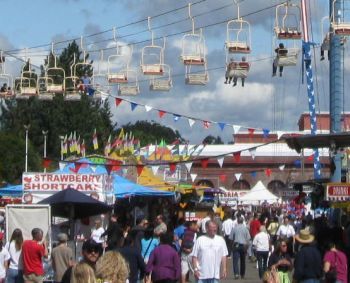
left=276, top=216, right=295, bottom=256
left=222, top=215, right=235, bottom=258
left=192, top=221, right=228, bottom=282
left=200, top=212, right=214, bottom=234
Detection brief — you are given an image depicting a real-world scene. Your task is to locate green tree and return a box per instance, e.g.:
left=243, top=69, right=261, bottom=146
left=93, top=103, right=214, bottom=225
left=119, top=121, right=185, bottom=146
left=202, top=135, right=224, bottom=144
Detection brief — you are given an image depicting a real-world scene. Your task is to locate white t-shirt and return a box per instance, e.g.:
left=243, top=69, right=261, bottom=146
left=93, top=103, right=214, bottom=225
left=222, top=219, right=235, bottom=236
left=91, top=227, right=105, bottom=243
left=0, top=248, right=10, bottom=278
left=191, top=235, right=228, bottom=279
left=5, top=241, right=21, bottom=270
left=252, top=232, right=270, bottom=252
left=276, top=224, right=295, bottom=238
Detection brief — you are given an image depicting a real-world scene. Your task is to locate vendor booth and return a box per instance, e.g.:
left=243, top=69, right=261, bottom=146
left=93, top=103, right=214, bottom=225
left=240, top=181, right=279, bottom=205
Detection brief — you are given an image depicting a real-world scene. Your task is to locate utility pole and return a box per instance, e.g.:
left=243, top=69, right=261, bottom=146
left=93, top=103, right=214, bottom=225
left=42, top=130, right=48, bottom=172
left=24, top=124, right=30, bottom=172
left=330, top=0, right=344, bottom=182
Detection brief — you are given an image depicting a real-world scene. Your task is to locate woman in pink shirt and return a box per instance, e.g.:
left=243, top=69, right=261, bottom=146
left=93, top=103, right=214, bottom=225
left=323, top=242, right=348, bottom=283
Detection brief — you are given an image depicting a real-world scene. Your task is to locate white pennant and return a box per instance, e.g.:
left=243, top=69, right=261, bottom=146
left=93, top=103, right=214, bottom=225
left=235, top=173, right=242, bottom=181
left=185, top=162, right=193, bottom=172
left=217, top=157, right=224, bottom=168
left=190, top=173, right=197, bottom=182
left=59, top=162, right=66, bottom=171
left=188, top=118, right=196, bottom=128
left=145, top=105, right=153, bottom=112
left=249, top=148, right=256, bottom=160
left=276, top=131, right=284, bottom=140
left=233, top=125, right=241, bottom=134
left=90, top=165, right=97, bottom=173
left=279, top=164, right=285, bottom=171
left=151, top=165, right=159, bottom=175
left=122, top=168, right=128, bottom=176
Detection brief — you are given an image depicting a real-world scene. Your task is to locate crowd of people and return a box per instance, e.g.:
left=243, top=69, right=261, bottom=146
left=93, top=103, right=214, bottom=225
left=0, top=209, right=349, bottom=283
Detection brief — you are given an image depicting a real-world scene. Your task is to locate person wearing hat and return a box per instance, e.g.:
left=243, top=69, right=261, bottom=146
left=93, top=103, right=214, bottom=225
left=224, top=58, right=236, bottom=84
left=61, top=239, right=102, bottom=283
left=293, top=229, right=322, bottom=283
left=51, top=233, right=73, bottom=283
left=272, top=42, right=288, bottom=77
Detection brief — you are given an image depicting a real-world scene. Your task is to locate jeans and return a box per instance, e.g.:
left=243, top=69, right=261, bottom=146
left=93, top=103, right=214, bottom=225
left=232, top=243, right=246, bottom=277
left=299, top=279, right=320, bottom=283
left=197, top=279, right=219, bottom=283
left=224, top=236, right=232, bottom=257
left=256, top=251, right=269, bottom=279
left=6, top=269, right=23, bottom=283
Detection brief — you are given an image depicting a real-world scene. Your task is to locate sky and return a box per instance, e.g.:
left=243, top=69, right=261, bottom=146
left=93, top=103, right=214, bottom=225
left=0, top=0, right=346, bottom=144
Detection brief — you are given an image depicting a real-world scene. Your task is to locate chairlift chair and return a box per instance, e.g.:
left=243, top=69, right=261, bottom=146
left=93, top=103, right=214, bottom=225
left=274, top=2, right=302, bottom=40
left=226, top=19, right=251, bottom=54
left=185, top=64, right=209, bottom=85
left=0, top=58, right=14, bottom=99
left=149, top=64, right=172, bottom=91
left=331, top=0, right=350, bottom=35
left=227, top=60, right=250, bottom=79
left=181, top=32, right=206, bottom=65
left=16, top=69, right=38, bottom=99
left=141, top=46, right=164, bottom=75
left=275, top=47, right=299, bottom=67
left=118, top=69, right=140, bottom=96
left=64, top=58, right=81, bottom=101
left=107, top=51, right=129, bottom=84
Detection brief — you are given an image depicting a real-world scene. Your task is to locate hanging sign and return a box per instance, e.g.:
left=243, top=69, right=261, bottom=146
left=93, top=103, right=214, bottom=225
left=326, top=183, right=350, bottom=201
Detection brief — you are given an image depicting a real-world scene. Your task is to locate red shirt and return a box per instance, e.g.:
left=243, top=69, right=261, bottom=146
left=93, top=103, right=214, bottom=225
left=250, top=219, right=261, bottom=238
left=22, top=240, right=45, bottom=275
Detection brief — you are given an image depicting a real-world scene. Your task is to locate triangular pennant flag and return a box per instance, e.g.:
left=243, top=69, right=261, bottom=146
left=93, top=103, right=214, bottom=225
left=248, top=128, right=255, bottom=136
left=218, top=122, right=226, bottom=131
left=151, top=165, right=159, bottom=175
left=115, top=98, right=123, bottom=106
left=233, top=125, right=241, bottom=135
left=307, top=154, right=314, bottom=161
left=251, top=171, right=257, bottom=177
left=105, top=165, right=113, bottom=175
left=88, top=88, right=95, bottom=96
left=203, top=121, right=211, bottom=129
left=279, top=164, right=285, bottom=171
left=263, top=128, right=270, bottom=138
left=136, top=165, right=144, bottom=176
left=42, top=159, right=52, bottom=169
left=158, top=110, right=166, bottom=118
left=249, top=148, right=256, bottom=159
left=276, top=131, right=284, bottom=139
left=219, top=174, right=227, bottom=182
left=169, top=163, right=177, bottom=173
left=265, top=168, right=272, bottom=177
left=90, top=165, right=97, bottom=173
left=190, top=173, right=197, bottom=182
left=145, top=105, right=153, bottom=112
left=122, top=168, right=128, bottom=177
left=234, top=173, right=242, bottom=181
left=73, top=162, right=83, bottom=174
left=185, top=162, right=193, bottom=172
left=217, top=156, right=224, bottom=168
left=188, top=118, right=195, bottom=128
left=201, top=158, right=209, bottom=169
left=233, top=152, right=241, bottom=163
left=173, top=114, right=181, bottom=122
left=130, top=102, right=138, bottom=111
left=59, top=162, right=66, bottom=171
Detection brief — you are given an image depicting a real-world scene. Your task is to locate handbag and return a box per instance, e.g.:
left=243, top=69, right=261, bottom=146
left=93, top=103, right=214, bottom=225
left=325, top=252, right=338, bottom=283
left=263, top=266, right=280, bottom=283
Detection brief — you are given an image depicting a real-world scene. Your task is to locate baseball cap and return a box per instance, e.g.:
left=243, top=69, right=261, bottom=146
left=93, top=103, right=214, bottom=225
left=82, top=239, right=102, bottom=254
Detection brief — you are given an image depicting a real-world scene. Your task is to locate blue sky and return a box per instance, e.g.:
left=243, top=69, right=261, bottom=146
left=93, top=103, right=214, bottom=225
left=1, top=0, right=344, bottom=143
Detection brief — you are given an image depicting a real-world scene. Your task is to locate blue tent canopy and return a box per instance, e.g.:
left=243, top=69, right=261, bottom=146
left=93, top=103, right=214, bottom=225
left=54, top=158, right=108, bottom=174
left=112, top=174, right=174, bottom=199
left=0, top=185, right=23, bottom=197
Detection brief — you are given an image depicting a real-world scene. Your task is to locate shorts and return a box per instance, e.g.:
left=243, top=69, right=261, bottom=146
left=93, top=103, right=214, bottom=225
left=23, top=273, right=44, bottom=283
left=181, top=253, right=193, bottom=275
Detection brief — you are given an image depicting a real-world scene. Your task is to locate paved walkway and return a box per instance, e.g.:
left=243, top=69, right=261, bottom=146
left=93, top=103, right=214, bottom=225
left=223, top=257, right=261, bottom=283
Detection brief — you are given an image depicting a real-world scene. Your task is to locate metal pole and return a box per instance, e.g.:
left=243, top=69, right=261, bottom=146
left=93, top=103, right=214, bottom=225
left=330, top=0, right=343, bottom=182
left=24, top=125, right=30, bottom=172
left=42, top=130, right=48, bottom=172
left=59, top=136, right=64, bottom=161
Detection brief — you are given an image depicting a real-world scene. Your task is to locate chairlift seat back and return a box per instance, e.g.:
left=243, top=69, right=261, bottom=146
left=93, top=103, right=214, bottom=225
left=277, top=52, right=298, bottom=66
left=108, top=74, right=128, bottom=84
left=181, top=55, right=205, bottom=65
left=275, top=27, right=302, bottom=39
left=64, top=93, right=81, bottom=101
left=142, top=65, right=164, bottom=75
left=150, top=79, right=171, bottom=91
left=47, top=84, right=64, bottom=93
left=118, top=85, right=139, bottom=96
left=185, top=74, right=208, bottom=85
left=226, top=41, right=251, bottom=54
left=333, top=23, right=350, bottom=35
left=38, top=93, right=54, bottom=101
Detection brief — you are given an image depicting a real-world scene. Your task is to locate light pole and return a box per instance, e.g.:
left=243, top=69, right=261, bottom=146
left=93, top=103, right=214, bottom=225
left=24, top=124, right=30, bottom=173
left=42, top=130, right=48, bottom=172
left=59, top=135, right=65, bottom=161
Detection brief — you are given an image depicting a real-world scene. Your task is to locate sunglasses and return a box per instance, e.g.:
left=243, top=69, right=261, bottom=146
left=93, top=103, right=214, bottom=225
left=86, top=248, right=100, bottom=254
left=281, top=245, right=287, bottom=247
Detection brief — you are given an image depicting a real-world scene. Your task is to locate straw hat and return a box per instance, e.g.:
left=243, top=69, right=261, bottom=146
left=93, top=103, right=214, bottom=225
left=295, top=229, right=315, bottom=244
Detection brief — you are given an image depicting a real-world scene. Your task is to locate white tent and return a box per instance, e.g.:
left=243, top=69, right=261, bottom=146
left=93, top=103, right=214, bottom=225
left=239, top=181, right=279, bottom=205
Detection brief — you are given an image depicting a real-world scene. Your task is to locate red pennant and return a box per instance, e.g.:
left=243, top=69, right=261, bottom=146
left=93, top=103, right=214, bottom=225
left=115, top=98, right=123, bottom=106
left=233, top=152, right=241, bottom=163
left=265, top=168, right=272, bottom=177
left=219, top=174, right=227, bottom=182
left=307, top=154, right=314, bottom=161
left=158, top=110, right=166, bottom=118
left=169, top=163, right=177, bottom=173
left=203, top=121, right=210, bottom=129
left=201, top=158, right=209, bottom=169
left=248, top=128, right=255, bottom=136
left=42, top=158, right=52, bottom=169
left=136, top=165, right=144, bottom=176
left=70, top=162, right=83, bottom=173
left=105, top=165, right=113, bottom=175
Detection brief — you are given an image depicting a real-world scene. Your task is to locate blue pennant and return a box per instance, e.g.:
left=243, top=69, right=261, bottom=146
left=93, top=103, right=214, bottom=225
left=130, top=102, right=138, bottom=111
left=251, top=171, right=257, bottom=178
left=218, top=122, right=226, bottom=131
left=87, top=88, right=95, bottom=96
left=263, top=128, right=270, bottom=138
left=173, top=114, right=181, bottom=122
